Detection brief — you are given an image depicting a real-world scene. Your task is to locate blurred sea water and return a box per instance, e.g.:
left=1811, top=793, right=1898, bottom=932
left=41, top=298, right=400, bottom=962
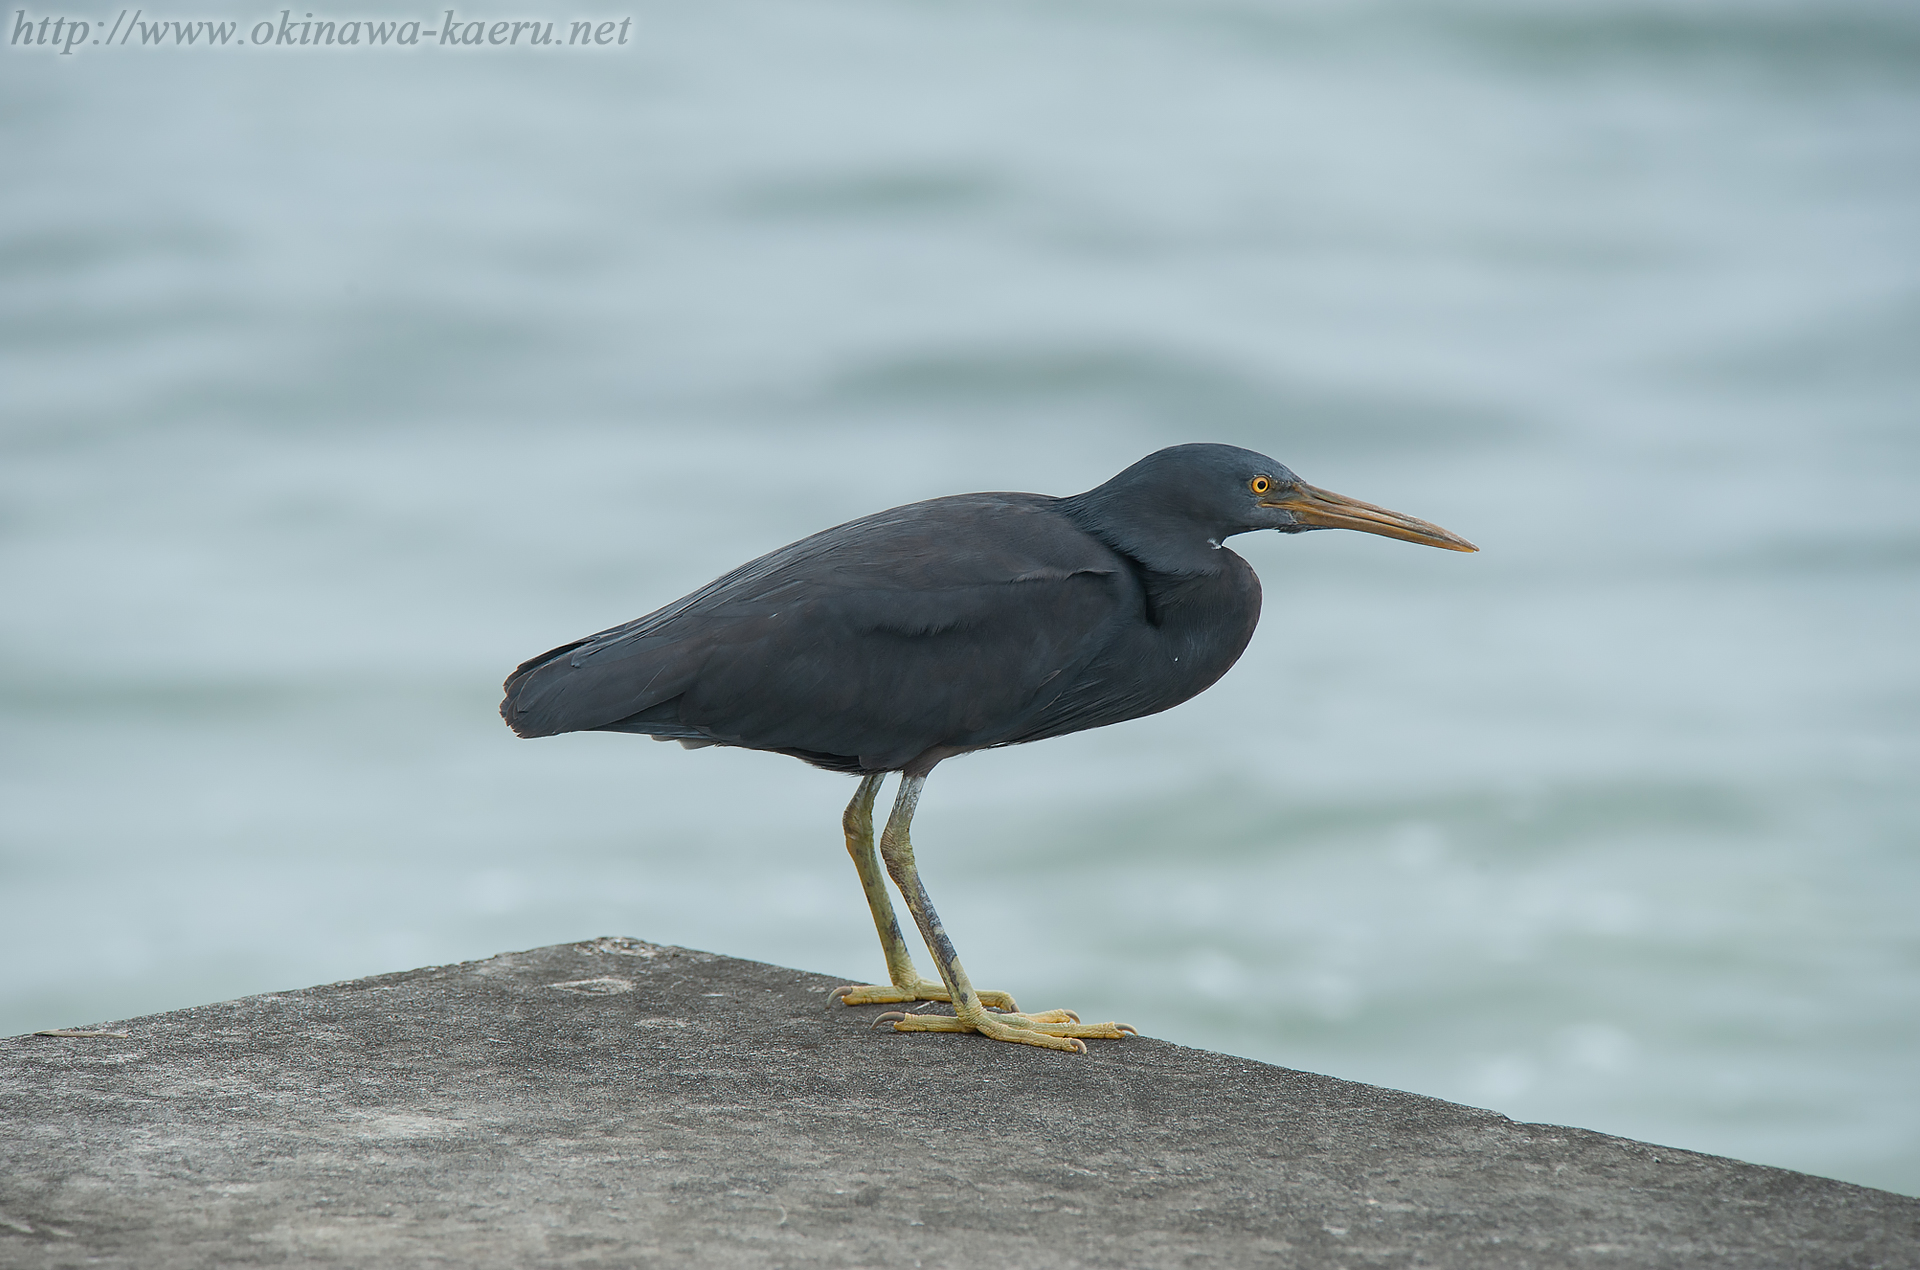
left=3, top=0, right=1917, bottom=1194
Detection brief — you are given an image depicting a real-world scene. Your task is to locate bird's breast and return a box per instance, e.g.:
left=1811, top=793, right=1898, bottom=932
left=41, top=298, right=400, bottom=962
left=1005, top=554, right=1261, bottom=745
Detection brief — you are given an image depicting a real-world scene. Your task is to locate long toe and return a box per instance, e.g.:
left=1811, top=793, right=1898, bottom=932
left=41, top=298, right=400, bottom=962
left=877, top=1007, right=1135, bottom=1053
left=834, top=981, right=1019, bottom=1011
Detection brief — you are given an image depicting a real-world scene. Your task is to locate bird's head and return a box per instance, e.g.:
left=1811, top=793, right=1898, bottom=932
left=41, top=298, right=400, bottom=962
left=1236, top=451, right=1477, bottom=552
left=1078, top=443, right=1477, bottom=565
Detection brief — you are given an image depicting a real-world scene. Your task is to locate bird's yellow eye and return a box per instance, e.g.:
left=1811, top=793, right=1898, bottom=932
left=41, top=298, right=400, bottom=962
left=1250, top=476, right=1271, bottom=495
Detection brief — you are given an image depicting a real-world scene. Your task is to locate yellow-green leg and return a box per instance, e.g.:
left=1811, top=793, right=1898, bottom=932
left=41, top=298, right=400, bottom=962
left=832, top=774, right=1017, bottom=1011
left=870, top=774, right=1135, bottom=1054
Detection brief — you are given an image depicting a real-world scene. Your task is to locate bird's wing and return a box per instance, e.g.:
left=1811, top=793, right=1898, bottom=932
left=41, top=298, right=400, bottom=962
left=500, top=495, right=1136, bottom=768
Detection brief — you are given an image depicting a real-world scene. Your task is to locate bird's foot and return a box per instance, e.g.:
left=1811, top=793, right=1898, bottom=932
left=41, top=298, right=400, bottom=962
left=832, top=980, right=1017, bottom=1011
left=873, top=1006, right=1137, bottom=1054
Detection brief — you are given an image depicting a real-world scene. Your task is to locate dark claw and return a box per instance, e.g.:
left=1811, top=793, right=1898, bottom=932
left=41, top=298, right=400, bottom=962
left=829, top=985, right=854, bottom=1002
left=872, top=1011, right=909, bottom=1030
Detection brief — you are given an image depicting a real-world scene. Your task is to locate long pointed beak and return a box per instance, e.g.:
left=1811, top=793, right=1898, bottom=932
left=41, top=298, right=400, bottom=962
left=1264, top=482, right=1478, bottom=552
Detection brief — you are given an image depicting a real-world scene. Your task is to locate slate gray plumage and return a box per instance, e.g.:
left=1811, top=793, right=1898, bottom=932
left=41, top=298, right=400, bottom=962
left=502, top=443, right=1474, bottom=1051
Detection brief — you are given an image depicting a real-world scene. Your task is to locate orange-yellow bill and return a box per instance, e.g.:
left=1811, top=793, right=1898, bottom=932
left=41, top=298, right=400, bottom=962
left=1264, top=482, right=1478, bottom=552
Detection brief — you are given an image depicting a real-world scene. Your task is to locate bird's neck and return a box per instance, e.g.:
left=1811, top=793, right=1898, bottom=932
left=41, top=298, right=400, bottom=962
left=1056, top=492, right=1234, bottom=578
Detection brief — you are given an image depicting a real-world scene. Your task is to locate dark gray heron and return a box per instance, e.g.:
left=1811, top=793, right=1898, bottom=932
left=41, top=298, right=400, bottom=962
left=502, top=443, right=1475, bottom=1052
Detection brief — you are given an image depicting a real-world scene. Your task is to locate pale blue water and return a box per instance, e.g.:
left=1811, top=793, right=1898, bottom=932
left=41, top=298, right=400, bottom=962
left=4, top=0, right=1917, bottom=1195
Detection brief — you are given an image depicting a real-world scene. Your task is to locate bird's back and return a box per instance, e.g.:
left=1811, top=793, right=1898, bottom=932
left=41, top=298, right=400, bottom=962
left=504, top=481, right=1268, bottom=772
left=504, top=492, right=1227, bottom=771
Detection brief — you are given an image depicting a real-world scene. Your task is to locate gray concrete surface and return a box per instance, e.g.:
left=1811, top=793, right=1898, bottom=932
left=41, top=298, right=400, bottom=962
left=3, top=938, right=1915, bottom=1268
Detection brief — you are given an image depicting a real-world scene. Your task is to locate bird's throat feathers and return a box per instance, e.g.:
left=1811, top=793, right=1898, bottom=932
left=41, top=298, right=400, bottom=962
left=1058, top=492, right=1248, bottom=579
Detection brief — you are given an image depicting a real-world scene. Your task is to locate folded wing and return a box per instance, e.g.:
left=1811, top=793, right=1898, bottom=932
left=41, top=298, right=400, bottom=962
left=500, top=495, right=1134, bottom=770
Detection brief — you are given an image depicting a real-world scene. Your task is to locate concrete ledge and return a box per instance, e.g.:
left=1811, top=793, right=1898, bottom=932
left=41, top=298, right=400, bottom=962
left=4, top=939, right=1915, bottom=1267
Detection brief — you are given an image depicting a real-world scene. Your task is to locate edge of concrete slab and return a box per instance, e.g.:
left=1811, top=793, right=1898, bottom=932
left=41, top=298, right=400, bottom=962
left=4, top=938, right=1916, bottom=1269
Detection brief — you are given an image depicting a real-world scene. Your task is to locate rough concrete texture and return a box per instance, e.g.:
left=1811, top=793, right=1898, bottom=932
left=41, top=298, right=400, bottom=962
left=3, top=939, right=1915, bottom=1269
